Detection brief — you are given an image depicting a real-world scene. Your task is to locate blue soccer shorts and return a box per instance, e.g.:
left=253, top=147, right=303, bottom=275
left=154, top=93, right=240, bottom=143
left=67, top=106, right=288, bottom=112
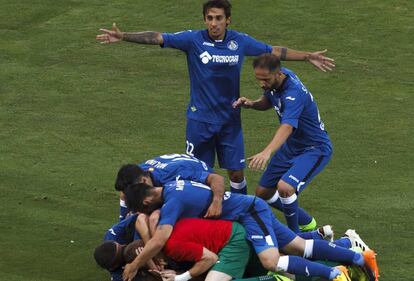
left=185, top=119, right=245, bottom=170
left=240, top=197, right=296, bottom=254
left=259, top=147, right=332, bottom=193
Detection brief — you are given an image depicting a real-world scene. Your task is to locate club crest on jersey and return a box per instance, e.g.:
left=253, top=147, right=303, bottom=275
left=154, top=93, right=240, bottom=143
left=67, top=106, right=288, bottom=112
left=227, top=40, right=238, bottom=51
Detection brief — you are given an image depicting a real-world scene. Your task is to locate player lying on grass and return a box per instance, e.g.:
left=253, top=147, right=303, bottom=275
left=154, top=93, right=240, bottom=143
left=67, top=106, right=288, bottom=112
left=115, top=153, right=224, bottom=221
left=143, top=217, right=373, bottom=281
left=122, top=180, right=379, bottom=281
left=95, top=214, right=291, bottom=281
left=95, top=211, right=375, bottom=281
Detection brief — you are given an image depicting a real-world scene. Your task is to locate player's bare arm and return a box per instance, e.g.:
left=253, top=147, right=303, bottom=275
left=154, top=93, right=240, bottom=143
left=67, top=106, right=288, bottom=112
left=123, top=224, right=173, bottom=281
left=204, top=174, right=225, bottom=219
left=188, top=248, right=218, bottom=277
left=248, top=124, right=293, bottom=170
left=96, top=23, right=163, bottom=45
left=271, top=47, right=335, bottom=72
left=232, top=96, right=272, bottom=111
left=135, top=213, right=151, bottom=244
left=160, top=248, right=218, bottom=281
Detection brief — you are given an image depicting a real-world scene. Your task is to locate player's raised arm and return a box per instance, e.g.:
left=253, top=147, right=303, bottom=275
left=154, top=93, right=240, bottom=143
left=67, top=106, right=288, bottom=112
left=271, top=46, right=335, bottom=72
left=96, top=23, right=163, bottom=45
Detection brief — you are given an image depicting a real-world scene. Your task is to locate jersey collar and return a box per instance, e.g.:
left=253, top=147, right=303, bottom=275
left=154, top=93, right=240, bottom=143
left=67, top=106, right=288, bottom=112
left=205, top=29, right=228, bottom=43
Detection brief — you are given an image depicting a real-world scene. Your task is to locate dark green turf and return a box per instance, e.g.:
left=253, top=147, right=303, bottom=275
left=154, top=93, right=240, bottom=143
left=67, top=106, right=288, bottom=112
left=1, top=0, right=413, bottom=280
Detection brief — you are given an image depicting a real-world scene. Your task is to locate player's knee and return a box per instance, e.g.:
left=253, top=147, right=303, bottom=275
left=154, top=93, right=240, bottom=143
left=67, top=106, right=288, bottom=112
left=258, top=249, right=280, bottom=272
left=261, top=256, right=279, bottom=272
left=255, top=186, right=275, bottom=200
left=227, top=169, right=244, bottom=182
left=282, top=236, right=306, bottom=256
left=277, top=180, right=295, bottom=197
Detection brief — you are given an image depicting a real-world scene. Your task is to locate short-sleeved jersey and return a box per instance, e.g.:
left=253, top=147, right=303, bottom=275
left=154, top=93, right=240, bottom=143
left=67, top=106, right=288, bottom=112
left=263, top=68, right=332, bottom=156
left=162, top=29, right=272, bottom=125
left=163, top=218, right=233, bottom=262
left=138, top=153, right=213, bottom=186
left=104, top=214, right=141, bottom=244
left=159, top=180, right=255, bottom=226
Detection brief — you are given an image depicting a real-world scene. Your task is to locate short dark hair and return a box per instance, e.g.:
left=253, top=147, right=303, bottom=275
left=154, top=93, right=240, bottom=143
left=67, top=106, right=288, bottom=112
left=124, top=183, right=153, bottom=213
left=94, top=241, right=120, bottom=271
left=203, top=0, right=232, bottom=18
left=124, top=240, right=145, bottom=263
left=115, top=164, right=149, bottom=191
left=253, top=54, right=281, bottom=72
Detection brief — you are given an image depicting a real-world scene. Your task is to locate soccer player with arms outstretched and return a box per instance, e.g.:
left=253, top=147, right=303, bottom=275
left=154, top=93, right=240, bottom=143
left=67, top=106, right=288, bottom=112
left=96, top=0, right=335, bottom=201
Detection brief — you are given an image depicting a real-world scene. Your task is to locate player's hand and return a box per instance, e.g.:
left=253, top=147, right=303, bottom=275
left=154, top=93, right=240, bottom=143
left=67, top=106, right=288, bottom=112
left=232, top=97, right=254, bottom=109
left=154, top=254, right=167, bottom=271
left=248, top=150, right=272, bottom=170
left=307, top=49, right=335, bottom=72
left=123, top=262, right=138, bottom=281
left=96, top=22, right=123, bottom=44
left=204, top=198, right=222, bottom=219
left=159, top=269, right=177, bottom=281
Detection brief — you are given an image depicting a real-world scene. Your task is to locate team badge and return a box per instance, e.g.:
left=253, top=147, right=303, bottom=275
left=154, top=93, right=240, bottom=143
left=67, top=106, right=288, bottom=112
left=227, top=40, right=238, bottom=51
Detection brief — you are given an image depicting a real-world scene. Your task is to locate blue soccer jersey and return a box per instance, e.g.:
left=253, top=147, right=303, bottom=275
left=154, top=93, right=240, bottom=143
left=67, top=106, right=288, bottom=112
left=263, top=67, right=332, bottom=156
left=104, top=214, right=141, bottom=244
left=159, top=180, right=255, bottom=226
left=162, top=29, right=272, bottom=125
left=138, top=153, right=213, bottom=186
left=158, top=180, right=296, bottom=253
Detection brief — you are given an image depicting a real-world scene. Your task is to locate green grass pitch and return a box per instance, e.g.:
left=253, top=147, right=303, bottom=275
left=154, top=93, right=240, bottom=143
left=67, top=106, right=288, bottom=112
left=0, top=0, right=413, bottom=280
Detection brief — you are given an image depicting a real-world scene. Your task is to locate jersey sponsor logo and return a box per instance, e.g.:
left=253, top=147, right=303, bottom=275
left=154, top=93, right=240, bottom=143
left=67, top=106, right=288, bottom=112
left=199, top=51, right=239, bottom=65
left=200, top=51, right=212, bottom=64
left=227, top=40, right=238, bottom=51
left=202, top=42, right=215, bottom=47
left=285, top=96, right=296, bottom=101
